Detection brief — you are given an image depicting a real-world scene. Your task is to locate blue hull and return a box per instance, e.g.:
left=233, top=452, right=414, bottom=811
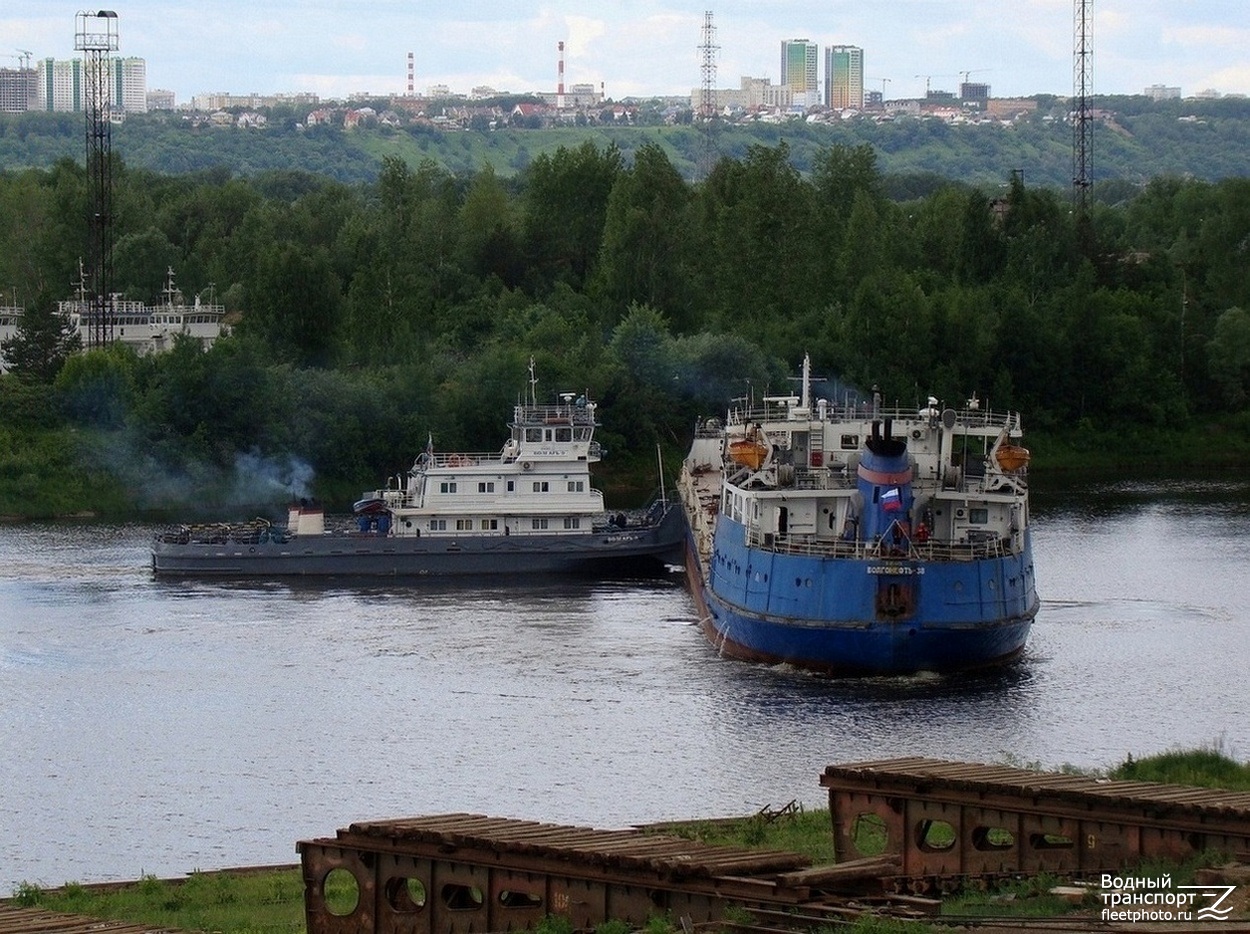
left=689, top=517, right=1037, bottom=676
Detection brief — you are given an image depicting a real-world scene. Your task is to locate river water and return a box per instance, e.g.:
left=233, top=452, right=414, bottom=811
left=2, top=476, right=1248, bottom=891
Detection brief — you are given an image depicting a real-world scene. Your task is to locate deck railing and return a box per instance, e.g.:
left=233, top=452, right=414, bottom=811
left=744, top=526, right=1016, bottom=562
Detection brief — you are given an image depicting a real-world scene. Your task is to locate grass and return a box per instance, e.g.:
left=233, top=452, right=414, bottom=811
left=644, top=801, right=836, bottom=864
left=1109, top=742, right=1250, bottom=790
left=8, top=868, right=308, bottom=934
left=8, top=747, right=1249, bottom=933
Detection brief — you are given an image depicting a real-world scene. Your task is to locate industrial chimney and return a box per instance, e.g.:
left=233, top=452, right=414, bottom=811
left=557, top=41, right=565, bottom=109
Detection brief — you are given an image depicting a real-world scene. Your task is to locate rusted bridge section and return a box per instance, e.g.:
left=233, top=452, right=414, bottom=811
left=0, top=906, right=169, bottom=934
left=298, top=813, right=859, bottom=934
left=822, top=757, right=1250, bottom=890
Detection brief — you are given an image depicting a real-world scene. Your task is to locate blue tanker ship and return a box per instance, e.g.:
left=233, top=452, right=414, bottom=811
left=677, top=356, right=1038, bottom=676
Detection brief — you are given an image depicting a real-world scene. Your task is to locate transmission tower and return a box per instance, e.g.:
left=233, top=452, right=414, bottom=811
left=698, top=10, right=719, bottom=179
left=75, top=10, right=119, bottom=349
left=1072, top=0, right=1093, bottom=213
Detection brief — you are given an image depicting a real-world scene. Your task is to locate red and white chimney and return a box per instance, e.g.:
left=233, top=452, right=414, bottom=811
left=557, top=41, right=566, bottom=109
left=407, top=52, right=414, bottom=95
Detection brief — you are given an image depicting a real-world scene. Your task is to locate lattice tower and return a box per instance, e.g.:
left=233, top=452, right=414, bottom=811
left=698, top=10, right=719, bottom=179
left=75, top=10, right=119, bottom=348
left=1073, top=0, right=1093, bottom=213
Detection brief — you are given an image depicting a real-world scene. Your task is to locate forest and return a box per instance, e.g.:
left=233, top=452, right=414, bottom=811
left=1, top=131, right=1250, bottom=518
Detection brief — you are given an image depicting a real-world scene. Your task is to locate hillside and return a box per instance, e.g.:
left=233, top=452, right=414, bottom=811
left=3, top=94, right=1250, bottom=193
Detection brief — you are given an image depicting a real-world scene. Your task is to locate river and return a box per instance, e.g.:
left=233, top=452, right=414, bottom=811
left=1, top=475, right=1247, bottom=891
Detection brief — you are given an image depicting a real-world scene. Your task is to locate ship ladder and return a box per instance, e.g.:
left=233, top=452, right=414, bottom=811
left=809, top=426, right=826, bottom=469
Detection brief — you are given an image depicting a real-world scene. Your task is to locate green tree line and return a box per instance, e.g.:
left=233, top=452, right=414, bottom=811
left=2, top=139, right=1249, bottom=517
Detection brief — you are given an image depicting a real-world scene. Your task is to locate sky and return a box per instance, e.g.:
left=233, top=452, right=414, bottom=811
left=3, top=1, right=1250, bottom=105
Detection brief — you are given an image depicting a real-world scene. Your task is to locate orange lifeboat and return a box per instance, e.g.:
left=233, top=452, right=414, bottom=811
left=728, top=439, right=768, bottom=470
left=995, top=444, right=1031, bottom=472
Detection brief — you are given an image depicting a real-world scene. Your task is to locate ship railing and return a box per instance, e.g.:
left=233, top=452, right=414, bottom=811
left=514, top=402, right=597, bottom=427
left=421, top=451, right=500, bottom=468
left=722, top=402, right=1019, bottom=433
left=746, top=527, right=1016, bottom=561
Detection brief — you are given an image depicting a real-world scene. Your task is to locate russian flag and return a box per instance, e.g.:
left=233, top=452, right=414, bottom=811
left=882, top=487, right=902, bottom=511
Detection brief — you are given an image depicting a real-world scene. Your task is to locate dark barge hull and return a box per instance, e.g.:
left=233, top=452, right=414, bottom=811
left=152, top=506, right=684, bottom=578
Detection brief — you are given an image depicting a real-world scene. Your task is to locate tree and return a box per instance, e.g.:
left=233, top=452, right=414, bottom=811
left=593, top=143, right=694, bottom=329
left=1207, top=306, right=1250, bottom=408
left=521, top=141, right=623, bottom=292
left=113, top=227, right=180, bottom=302
left=0, top=294, right=81, bottom=383
left=242, top=244, right=342, bottom=367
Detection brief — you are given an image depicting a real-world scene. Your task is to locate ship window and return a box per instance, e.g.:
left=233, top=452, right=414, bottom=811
left=533, top=481, right=549, bottom=493
left=544, top=429, right=554, bottom=441
left=563, top=517, right=580, bottom=530
left=506, top=480, right=515, bottom=492
left=481, top=519, right=498, bottom=530
left=526, top=428, right=542, bottom=442
left=456, top=519, right=472, bottom=531
left=429, top=519, right=446, bottom=531
left=969, top=507, right=989, bottom=524
left=567, top=480, right=584, bottom=492
left=440, top=481, right=457, bottom=494
left=840, top=434, right=858, bottom=450
left=575, top=428, right=592, bottom=441
left=556, top=427, right=572, bottom=442
left=532, top=518, right=549, bottom=530
left=478, top=481, right=495, bottom=493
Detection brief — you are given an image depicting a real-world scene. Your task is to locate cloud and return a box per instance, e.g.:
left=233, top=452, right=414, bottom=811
left=1163, top=24, right=1250, bottom=49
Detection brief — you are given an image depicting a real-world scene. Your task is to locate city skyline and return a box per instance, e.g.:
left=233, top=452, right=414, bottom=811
left=3, top=1, right=1250, bottom=104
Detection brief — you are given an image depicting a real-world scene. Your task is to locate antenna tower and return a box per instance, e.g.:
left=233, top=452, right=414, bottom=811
left=698, top=10, right=719, bottom=179
left=75, top=10, right=119, bottom=349
left=1072, top=0, right=1093, bottom=213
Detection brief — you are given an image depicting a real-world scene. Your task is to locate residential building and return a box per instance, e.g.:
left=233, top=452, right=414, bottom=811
left=191, top=91, right=319, bottom=111
left=113, top=57, right=147, bottom=113
left=825, top=45, right=863, bottom=109
left=1144, top=84, right=1182, bottom=101
left=692, top=76, right=793, bottom=113
left=780, top=39, right=819, bottom=107
left=0, top=67, right=38, bottom=112
left=38, top=57, right=81, bottom=112
left=36, top=56, right=147, bottom=112
left=147, top=87, right=176, bottom=110
left=960, top=81, right=990, bottom=106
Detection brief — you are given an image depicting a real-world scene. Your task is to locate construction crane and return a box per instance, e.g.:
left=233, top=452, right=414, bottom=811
left=959, top=69, right=991, bottom=85
left=16, top=49, right=33, bottom=69
left=914, top=73, right=956, bottom=96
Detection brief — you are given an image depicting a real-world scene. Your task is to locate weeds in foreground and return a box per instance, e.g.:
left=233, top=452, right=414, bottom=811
left=8, top=869, right=306, bottom=934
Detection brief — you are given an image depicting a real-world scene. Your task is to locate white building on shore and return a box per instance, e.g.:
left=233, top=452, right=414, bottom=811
left=0, top=270, right=228, bottom=374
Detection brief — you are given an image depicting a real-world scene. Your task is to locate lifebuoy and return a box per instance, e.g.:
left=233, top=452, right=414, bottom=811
left=521, top=461, right=533, bottom=470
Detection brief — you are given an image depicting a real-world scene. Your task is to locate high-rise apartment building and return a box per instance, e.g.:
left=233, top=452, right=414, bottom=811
left=113, top=57, right=147, bottom=113
left=39, top=58, right=81, bottom=112
left=825, top=45, right=863, bottom=109
left=0, top=67, right=38, bottom=112
left=780, top=39, right=819, bottom=107
left=37, top=56, right=147, bottom=113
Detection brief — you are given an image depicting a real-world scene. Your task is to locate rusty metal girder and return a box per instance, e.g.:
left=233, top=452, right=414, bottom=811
left=821, top=757, right=1250, bottom=888
left=298, top=814, right=820, bottom=934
